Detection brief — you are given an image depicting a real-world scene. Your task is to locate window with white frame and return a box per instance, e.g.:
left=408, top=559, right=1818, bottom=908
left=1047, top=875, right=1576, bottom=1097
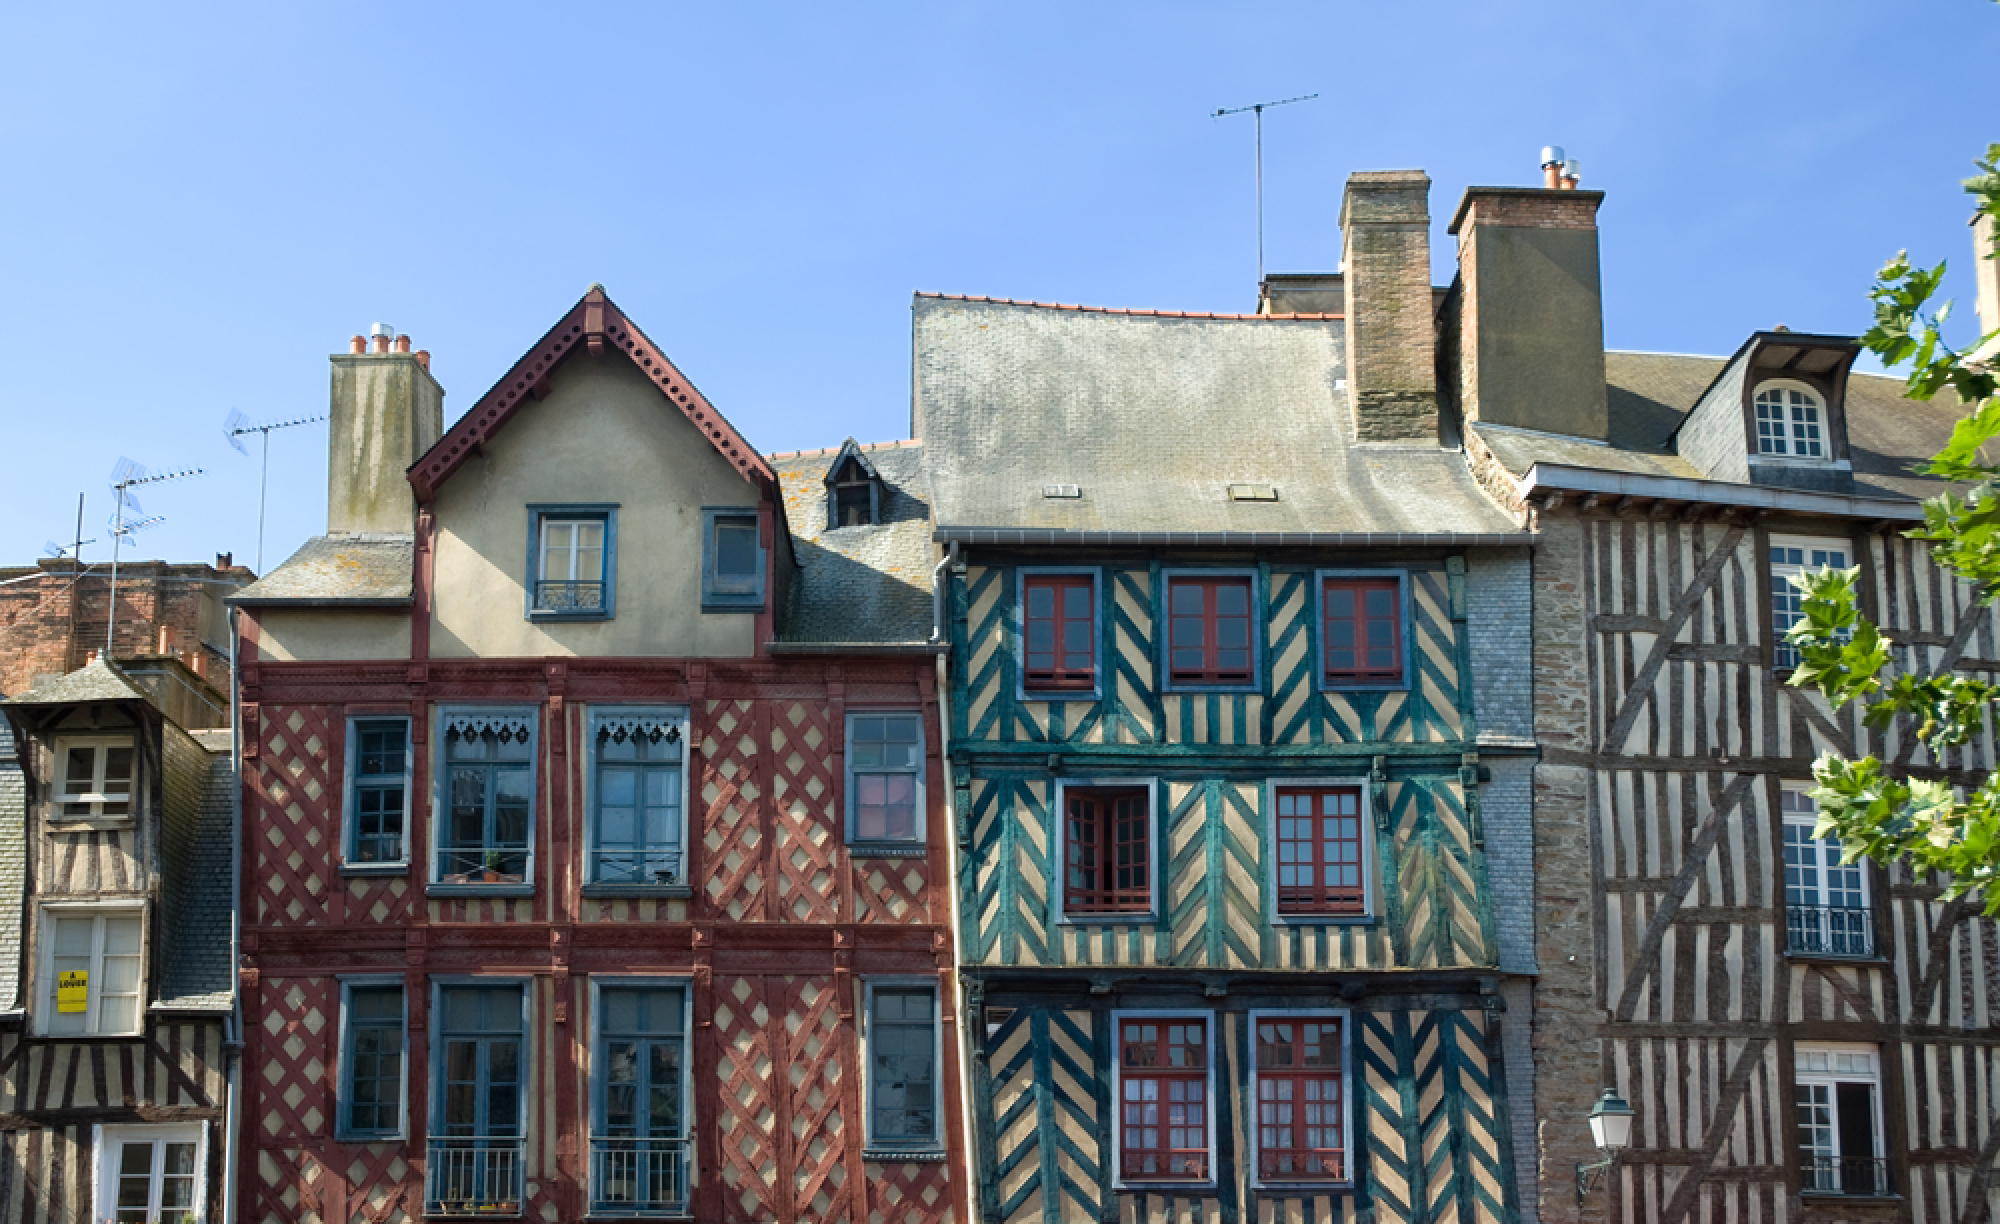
left=347, top=718, right=410, bottom=866
left=1116, top=1014, right=1212, bottom=1184
left=338, top=981, right=406, bottom=1140
left=1782, top=786, right=1873, bottom=958
left=865, top=981, right=941, bottom=1152
left=1754, top=382, right=1827, bottom=459
left=1795, top=1043, right=1887, bottom=1196
left=53, top=735, right=134, bottom=823
left=590, top=982, right=691, bottom=1215
left=39, top=907, right=143, bottom=1035
left=847, top=713, right=924, bottom=845
left=95, top=1124, right=205, bottom=1224
left=590, top=710, right=687, bottom=887
left=1252, top=1013, right=1348, bottom=1184
left=1769, top=536, right=1849, bottom=671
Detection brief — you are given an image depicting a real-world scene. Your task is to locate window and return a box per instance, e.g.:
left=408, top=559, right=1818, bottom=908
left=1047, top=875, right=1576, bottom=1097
left=1167, top=575, right=1254, bottom=688
left=346, top=718, right=409, bottom=866
left=339, top=982, right=406, bottom=1139
left=1117, top=1016, right=1210, bottom=1183
left=590, top=711, right=687, bottom=887
left=437, top=711, right=535, bottom=887
left=526, top=505, right=616, bottom=619
left=1755, top=383, right=1826, bottom=459
left=847, top=713, right=924, bottom=845
left=1770, top=537, right=1849, bottom=671
left=429, top=984, right=527, bottom=1216
left=1253, top=1015, right=1347, bottom=1183
left=1320, top=575, right=1404, bottom=687
left=95, top=1125, right=204, bottom=1224
left=1272, top=786, right=1367, bottom=918
left=866, top=983, right=940, bottom=1151
left=701, top=508, right=765, bottom=610
left=591, top=983, right=690, bottom=1215
left=1022, top=573, right=1097, bottom=693
left=40, top=907, right=143, bottom=1035
left=53, top=736, right=134, bottom=823
left=827, top=453, right=881, bottom=528
left=1063, top=786, right=1152, bottom=916
left=1783, top=787, right=1872, bottom=957
left=1795, top=1044, right=1887, bottom=1197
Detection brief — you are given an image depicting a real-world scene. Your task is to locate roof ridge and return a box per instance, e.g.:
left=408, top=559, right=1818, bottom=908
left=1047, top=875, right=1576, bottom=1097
left=916, top=291, right=1341, bottom=322
left=768, top=438, right=921, bottom=460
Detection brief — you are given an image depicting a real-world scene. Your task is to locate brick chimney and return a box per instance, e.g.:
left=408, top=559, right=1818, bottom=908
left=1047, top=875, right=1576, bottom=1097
left=328, top=324, right=444, bottom=533
left=1447, top=183, right=1608, bottom=439
left=1340, top=171, right=1439, bottom=442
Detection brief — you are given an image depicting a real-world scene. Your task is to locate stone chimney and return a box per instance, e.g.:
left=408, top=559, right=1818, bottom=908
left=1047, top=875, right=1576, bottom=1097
left=1447, top=183, right=1608, bottom=440
left=328, top=324, right=444, bottom=533
left=1340, top=171, right=1438, bottom=442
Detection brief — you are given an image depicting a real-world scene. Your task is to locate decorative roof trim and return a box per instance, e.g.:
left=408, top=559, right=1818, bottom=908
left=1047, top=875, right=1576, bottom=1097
left=409, top=286, right=775, bottom=501
left=916, top=292, right=1340, bottom=322
left=931, top=527, right=1533, bottom=548
left=823, top=437, right=882, bottom=485
left=442, top=711, right=535, bottom=741
left=590, top=706, right=687, bottom=750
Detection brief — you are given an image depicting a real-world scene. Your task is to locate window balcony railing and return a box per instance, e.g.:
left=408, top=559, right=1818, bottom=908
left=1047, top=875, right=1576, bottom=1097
left=436, top=847, right=530, bottom=885
left=1785, top=904, right=1875, bottom=958
left=590, top=1135, right=692, bottom=1216
left=1259, top=1148, right=1347, bottom=1181
left=534, top=581, right=605, bottom=613
left=426, top=1135, right=526, bottom=1216
left=590, top=850, right=684, bottom=888
left=1800, top=1155, right=1891, bottom=1197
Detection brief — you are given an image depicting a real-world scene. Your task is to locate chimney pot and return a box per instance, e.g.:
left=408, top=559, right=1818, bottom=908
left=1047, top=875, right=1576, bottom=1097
left=350, top=336, right=366, bottom=354
left=395, top=335, right=412, bottom=353
left=416, top=350, right=432, bottom=371
left=329, top=327, right=444, bottom=533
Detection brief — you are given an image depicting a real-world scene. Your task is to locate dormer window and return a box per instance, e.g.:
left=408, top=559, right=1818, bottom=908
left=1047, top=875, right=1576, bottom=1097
left=823, top=439, right=884, bottom=528
left=1754, top=382, right=1826, bottom=459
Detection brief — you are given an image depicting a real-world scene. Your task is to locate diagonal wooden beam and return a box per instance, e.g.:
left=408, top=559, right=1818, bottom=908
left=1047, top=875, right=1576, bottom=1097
left=1657, top=1037, right=1770, bottom=1224
left=1614, top=773, right=1758, bottom=1023
left=1809, top=963, right=1879, bottom=1025
left=1600, top=526, right=1747, bottom=754
left=1782, top=686, right=1856, bottom=759
left=1911, top=895, right=1979, bottom=1021
left=1893, top=583, right=1990, bottom=768
left=1953, top=1101, right=2000, bottom=1224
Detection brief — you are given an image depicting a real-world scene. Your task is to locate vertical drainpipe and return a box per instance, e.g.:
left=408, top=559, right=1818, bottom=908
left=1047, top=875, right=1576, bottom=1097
left=221, top=605, right=244, bottom=1224
left=931, top=542, right=980, bottom=1220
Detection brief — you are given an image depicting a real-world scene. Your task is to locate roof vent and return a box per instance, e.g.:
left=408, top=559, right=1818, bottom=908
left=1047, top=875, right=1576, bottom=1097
left=1228, top=484, right=1278, bottom=502
left=1042, top=484, right=1082, bottom=499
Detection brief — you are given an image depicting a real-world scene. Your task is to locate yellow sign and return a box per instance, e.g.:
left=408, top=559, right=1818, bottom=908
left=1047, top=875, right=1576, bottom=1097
left=56, top=970, right=87, bottom=1013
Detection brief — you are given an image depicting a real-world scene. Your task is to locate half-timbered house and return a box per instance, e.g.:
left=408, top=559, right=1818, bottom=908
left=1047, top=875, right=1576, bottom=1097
left=228, top=293, right=965, bottom=1224
left=0, top=657, right=237, bottom=1222
left=1445, top=178, right=2000, bottom=1222
left=921, top=172, right=1540, bottom=1224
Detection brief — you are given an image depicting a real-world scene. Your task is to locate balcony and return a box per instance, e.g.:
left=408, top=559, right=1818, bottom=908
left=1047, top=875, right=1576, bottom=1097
left=1786, top=904, right=1875, bottom=958
left=590, top=1136, right=692, bottom=1217
left=426, top=1135, right=525, bottom=1216
left=534, top=581, right=605, bottom=613
left=1801, top=1155, right=1891, bottom=1197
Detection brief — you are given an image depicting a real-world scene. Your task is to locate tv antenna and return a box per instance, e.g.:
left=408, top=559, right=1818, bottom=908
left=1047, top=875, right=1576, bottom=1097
left=1212, top=93, right=1319, bottom=283
left=107, top=459, right=201, bottom=658
left=226, top=409, right=325, bottom=573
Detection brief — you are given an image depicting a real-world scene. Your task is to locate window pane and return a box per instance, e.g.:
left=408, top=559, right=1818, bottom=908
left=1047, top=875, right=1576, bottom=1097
left=715, top=521, right=759, bottom=577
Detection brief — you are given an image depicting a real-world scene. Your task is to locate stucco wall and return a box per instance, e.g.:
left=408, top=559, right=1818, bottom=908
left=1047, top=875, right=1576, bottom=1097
left=429, top=351, right=761, bottom=659
left=255, top=608, right=412, bottom=662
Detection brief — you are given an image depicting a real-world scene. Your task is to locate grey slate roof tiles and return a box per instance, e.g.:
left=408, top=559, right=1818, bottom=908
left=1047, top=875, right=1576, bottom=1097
left=771, top=441, right=937, bottom=645
left=156, top=745, right=236, bottom=1012
left=4, top=657, right=154, bottom=707
left=230, top=532, right=415, bottom=604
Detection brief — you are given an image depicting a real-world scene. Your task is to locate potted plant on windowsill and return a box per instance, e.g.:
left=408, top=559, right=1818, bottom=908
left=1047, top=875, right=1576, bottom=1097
left=482, top=851, right=504, bottom=883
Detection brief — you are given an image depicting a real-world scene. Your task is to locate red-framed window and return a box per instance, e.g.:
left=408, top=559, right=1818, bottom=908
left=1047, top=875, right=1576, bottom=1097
left=1168, top=576, right=1254, bottom=686
left=1255, top=1017, right=1345, bottom=1181
left=1024, top=575, right=1096, bottom=691
left=1322, top=577, right=1403, bottom=686
left=1064, top=788, right=1150, bottom=914
left=1120, top=1018, right=1209, bottom=1182
left=1274, top=787, right=1366, bottom=916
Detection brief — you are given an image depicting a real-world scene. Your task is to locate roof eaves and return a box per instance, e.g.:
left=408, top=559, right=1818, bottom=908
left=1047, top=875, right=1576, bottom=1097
left=225, top=595, right=414, bottom=608
left=1519, top=462, right=1924, bottom=519
left=915, top=292, right=1341, bottom=322
left=932, top=527, right=1534, bottom=548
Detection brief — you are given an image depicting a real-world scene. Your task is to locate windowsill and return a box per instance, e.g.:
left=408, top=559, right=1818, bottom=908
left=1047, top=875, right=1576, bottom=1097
left=1798, top=1192, right=1901, bottom=1205
left=1020, top=687, right=1101, bottom=704
left=700, top=598, right=764, bottom=613
left=28, top=1029, right=145, bottom=1041
left=426, top=883, right=535, bottom=898
left=527, top=608, right=612, bottom=622
left=335, top=1131, right=406, bottom=1144
left=46, top=819, right=135, bottom=834
left=1272, top=913, right=1375, bottom=926
left=1116, top=1180, right=1216, bottom=1192
left=1783, top=949, right=1888, bottom=967
left=1254, top=1180, right=1354, bottom=1191
left=581, top=882, right=693, bottom=898
left=1059, top=911, right=1157, bottom=926
left=848, top=842, right=928, bottom=858
left=863, top=1148, right=946, bottom=1163
left=1163, top=684, right=1260, bottom=695
left=1318, top=681, right=1409, bottom=694
left=339, top=862, right=410, bottom=877
left=583, top=1213, right=694, bottom=1222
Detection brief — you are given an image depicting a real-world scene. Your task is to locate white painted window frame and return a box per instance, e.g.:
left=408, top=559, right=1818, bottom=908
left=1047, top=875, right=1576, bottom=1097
left=1753, top=379, right=1830, bottom=461
left=1793, top=1041, right=1887, bottom=1187
left=51, top=733, right=137, bottom=826
left=93, top=1121, right=209, bottom=1224
left=35, top=900, right=147, bottom=1037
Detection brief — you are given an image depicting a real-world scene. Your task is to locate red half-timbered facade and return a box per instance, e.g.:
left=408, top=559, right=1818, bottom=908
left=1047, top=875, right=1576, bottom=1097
left=231, top=292, right=964, bottom=1224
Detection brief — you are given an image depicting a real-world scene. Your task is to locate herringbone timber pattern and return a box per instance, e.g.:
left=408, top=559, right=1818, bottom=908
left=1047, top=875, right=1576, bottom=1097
left=1357, top=1010, right=1510, bottom=1224
left=983, top=1008, right=1101, bottom=1224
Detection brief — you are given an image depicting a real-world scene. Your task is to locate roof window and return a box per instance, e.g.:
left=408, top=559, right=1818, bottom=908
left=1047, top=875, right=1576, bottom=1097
left=824, top=440, right=884, bottom=528
left=1753, top=381, right=1826, bottom=460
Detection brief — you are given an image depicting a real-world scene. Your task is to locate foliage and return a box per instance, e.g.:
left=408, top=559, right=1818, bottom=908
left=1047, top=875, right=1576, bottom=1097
left=1787, top=143, right=2000, bottom=912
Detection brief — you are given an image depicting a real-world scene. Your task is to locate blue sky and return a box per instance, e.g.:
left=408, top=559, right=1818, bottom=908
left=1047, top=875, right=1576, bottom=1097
left=2, top=2, right=1995, bottom=572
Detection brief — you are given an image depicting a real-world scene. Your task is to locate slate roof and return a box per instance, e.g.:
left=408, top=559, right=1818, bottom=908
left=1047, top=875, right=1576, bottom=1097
left=229, top=532, right=414, bottom=605
left=770, top=441, right=937, bottom=646
left=0, top=716, right=24, bottom=1012
left=156, top=745, right=234, bottom=1012
left=1473, top=352, right=1974, bottom=502
left=4, top=657, right=153, bottom=707
left=913, top=294, right=1523, bottom=541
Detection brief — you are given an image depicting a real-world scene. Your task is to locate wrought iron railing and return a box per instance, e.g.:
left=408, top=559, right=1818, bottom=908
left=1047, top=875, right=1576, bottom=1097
left=590, top=850, right=684, bottom=887
left=1785, top=904, right=1875, bottom=958
left=426, top=1135, right=525, bottom=1216
left=1258, top=1148, right=1347, bottom=1181
left=535, top=581, right=605, bottom=612
left=436, top=846, right=530, bottom=884
left=1800, top=1154, right=1890, bottom=1197
left=589, top=1135, right=693, bottom=1216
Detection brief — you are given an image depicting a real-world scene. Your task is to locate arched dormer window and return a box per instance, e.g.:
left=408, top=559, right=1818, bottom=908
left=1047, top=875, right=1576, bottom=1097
left=1753, top=381, right=1826, bottom=460
left=823, top=439, right=884, bottom=528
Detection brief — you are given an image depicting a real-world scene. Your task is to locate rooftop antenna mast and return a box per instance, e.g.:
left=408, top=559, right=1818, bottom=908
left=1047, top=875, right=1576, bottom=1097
left=225, top=409, right=326, bottom=573
left=106, top=459, right=200, bottom=659
left=1212, top=93, right=1319, bottom=284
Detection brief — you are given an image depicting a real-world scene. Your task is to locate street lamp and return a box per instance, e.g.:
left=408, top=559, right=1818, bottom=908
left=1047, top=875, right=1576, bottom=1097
left=1576, top=1089, right=1635, bottom=1203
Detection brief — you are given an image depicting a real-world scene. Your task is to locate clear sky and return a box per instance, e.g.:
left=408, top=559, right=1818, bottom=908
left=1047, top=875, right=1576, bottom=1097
left=2, top=1, right=1995, bottom=573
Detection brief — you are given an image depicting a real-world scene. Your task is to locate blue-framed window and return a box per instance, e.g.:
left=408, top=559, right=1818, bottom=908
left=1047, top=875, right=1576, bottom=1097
left=526, top=504, right=617, bottom=620
left=700, top=508, right=765, bottom=611
left=1161, top=570, right=1261, bottom=692
left=846, top=712, right=924, bottom=846
left=436, top=709, right=536, bottom=889
left=428, top=982, right=527, bottom=1215
left=338, top=980, right=406, bottom=1139
left=345, top=717, right=410, bottom=867
left=863, top=980, right=942, bottom=1153
left=1315, top=570, right=1411, bottom=692
left=590, top=981, right=692, bottom=1215
left=589, top=709, right=688, bottom=888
